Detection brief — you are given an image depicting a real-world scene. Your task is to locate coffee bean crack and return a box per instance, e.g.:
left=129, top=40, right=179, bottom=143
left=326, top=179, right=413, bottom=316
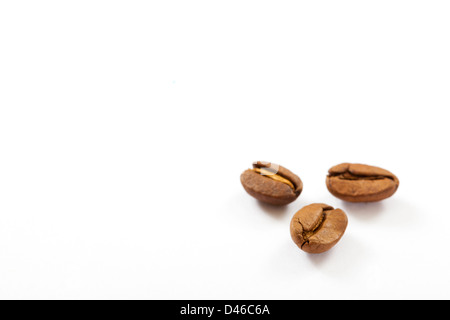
left=330, top=172, right=394, bottom=181
left=252, top=168, right=295, bottom=190
left=297, top=213, right=326, bottom=249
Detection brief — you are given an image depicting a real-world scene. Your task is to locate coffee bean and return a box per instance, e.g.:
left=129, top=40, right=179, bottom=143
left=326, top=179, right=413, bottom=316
left=290, top=203, right=348, bottom=254
left=240, top=161, right=303, bottom=206
left=326, top=163, right=399, bottom=202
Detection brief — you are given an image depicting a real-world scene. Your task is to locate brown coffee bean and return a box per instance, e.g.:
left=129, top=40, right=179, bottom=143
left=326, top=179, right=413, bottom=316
left=290, top=203, right=348, bottom=254
left=240, top=161, right=303, bottom=206
left=326, top=163, right=400, bottom=202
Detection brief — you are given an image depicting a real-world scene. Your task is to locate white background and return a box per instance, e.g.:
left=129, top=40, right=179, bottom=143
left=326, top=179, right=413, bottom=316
left=0, top=1, right=449, bottom=300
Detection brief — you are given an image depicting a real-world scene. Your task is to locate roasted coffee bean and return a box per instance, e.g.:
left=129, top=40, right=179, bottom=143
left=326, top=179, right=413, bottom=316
left=240, top=161, right=303, bottom=206
left=290, top=203, right=348, bottom=254
left=326, top=163, right=399, bottom=202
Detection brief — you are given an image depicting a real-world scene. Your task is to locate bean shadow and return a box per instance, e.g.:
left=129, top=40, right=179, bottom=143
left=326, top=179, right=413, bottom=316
left=306, top=234, right=366, bottom=274
left=339, top=201, right=386, bottom=222
left=338, top=197, right=418, bottom=227
left=256, top=200, right=291, bottom=221
left=273, top=235, right=366, bottom=278
left=306, top=248, right=334, bottom=266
